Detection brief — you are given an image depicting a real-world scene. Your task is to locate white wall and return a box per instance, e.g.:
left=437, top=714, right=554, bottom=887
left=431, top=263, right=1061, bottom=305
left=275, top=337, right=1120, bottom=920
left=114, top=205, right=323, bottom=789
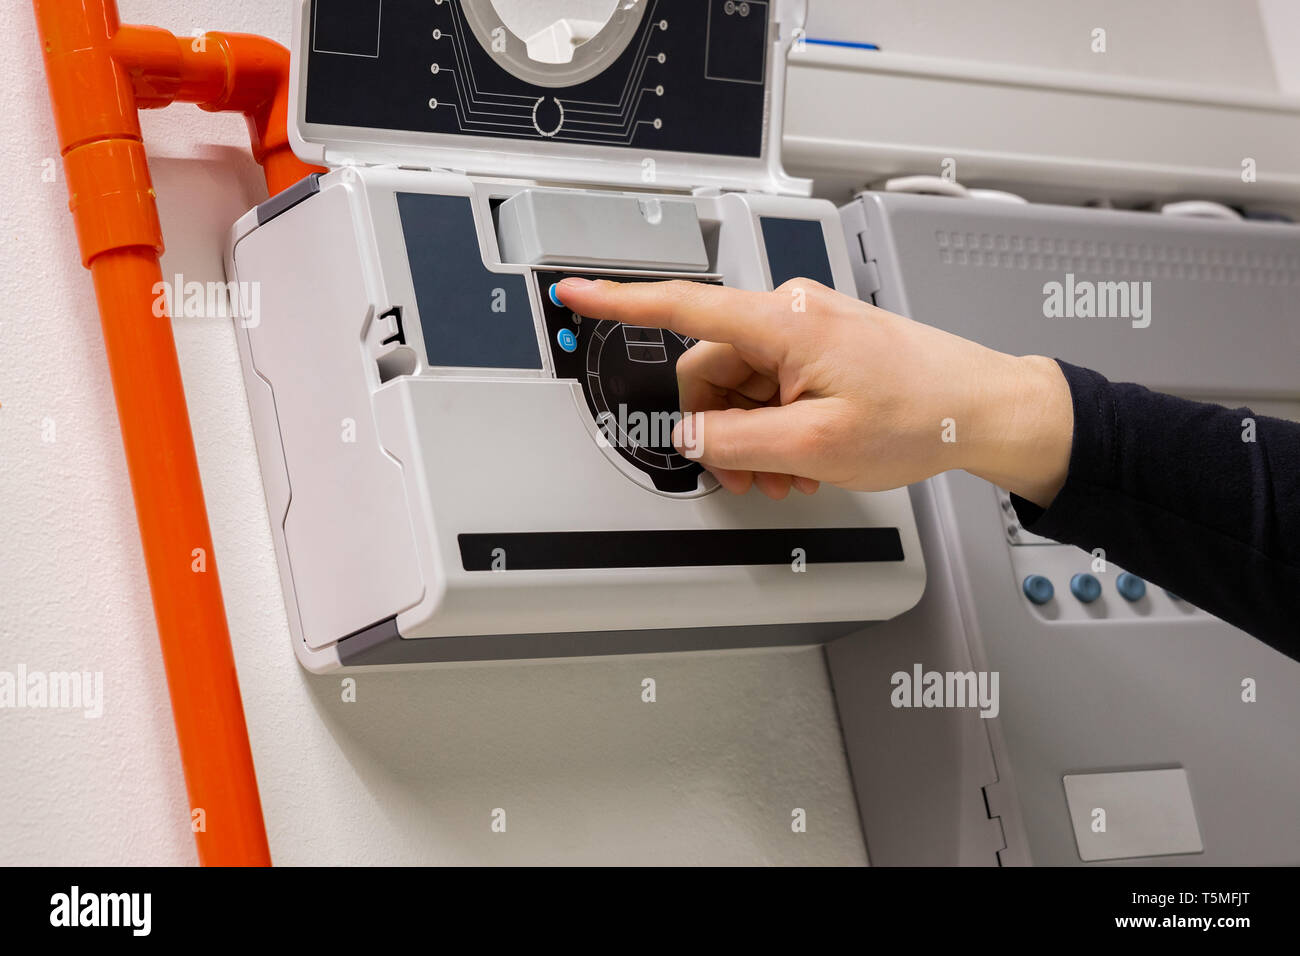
left=3, top=0, right=1296, bottom=866
left=0, top=0, right=863, bottom=866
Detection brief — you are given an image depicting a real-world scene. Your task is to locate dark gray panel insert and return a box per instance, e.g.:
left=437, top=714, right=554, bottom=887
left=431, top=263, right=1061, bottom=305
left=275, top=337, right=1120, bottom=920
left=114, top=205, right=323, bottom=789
left=760, top=217, right=835, bottom=288
left=395, top=192, right=540, bottom=369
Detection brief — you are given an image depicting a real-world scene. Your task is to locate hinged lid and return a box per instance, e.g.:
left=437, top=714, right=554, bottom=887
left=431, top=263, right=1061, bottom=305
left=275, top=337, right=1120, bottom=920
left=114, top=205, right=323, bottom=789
left=290, top=0, right=810, bottom=195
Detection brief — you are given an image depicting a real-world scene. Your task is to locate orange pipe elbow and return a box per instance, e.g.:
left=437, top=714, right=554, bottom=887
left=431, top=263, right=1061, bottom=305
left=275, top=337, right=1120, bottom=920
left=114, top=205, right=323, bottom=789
left=112, top=25, right=320, bottom=195
left=33, top=0, right=322, bottom=866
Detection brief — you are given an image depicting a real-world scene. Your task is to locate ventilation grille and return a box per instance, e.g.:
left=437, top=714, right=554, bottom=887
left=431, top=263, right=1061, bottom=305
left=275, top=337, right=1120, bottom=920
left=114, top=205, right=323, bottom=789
left=935, top=229, right=1300, bottom=285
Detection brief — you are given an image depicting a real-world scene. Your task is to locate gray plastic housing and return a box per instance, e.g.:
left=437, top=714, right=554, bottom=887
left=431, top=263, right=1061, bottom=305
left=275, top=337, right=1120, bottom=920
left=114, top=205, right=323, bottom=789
left=496, top=189, right=709, bottom=272
left=830, top=191, right=1300, bottom=866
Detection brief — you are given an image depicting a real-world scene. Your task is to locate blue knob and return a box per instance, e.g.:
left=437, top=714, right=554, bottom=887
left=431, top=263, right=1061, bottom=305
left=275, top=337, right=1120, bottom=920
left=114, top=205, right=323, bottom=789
left=1116, top=572, right=1146, bottom=602
left=1070, top=572, right=1102, bottom=603
left=1022, top=574, right=1054, bottom=605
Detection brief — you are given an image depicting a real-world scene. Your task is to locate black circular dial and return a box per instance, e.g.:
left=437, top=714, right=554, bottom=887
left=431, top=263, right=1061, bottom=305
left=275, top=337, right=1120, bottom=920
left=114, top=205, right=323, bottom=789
left=540, top=270, right=709, bottom=494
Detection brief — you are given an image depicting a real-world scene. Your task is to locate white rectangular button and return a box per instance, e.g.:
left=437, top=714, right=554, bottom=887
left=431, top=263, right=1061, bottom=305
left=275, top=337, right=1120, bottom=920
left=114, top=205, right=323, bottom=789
left=1063, top=768, right=1204, bottom=861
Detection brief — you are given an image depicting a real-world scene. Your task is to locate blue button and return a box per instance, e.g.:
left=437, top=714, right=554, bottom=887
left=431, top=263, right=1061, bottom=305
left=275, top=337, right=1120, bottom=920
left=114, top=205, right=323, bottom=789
left=1022, top=574, right=1054, bottom=605
left=1070, top=572, right=1102, bottom=603
left=556, top=327, right=578, bottom=352
left=548, top=282, right=564, bottom=307
left=1116, top=572, right=1146, bottom=602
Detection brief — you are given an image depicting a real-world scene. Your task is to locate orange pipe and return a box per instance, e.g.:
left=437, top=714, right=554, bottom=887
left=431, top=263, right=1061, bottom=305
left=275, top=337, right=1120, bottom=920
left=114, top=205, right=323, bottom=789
left=34, top=0, right=323, bottom=865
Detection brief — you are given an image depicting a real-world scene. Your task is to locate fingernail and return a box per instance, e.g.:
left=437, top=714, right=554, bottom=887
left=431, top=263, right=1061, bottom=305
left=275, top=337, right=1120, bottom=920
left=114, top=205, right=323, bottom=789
left=558, top=277, right=595, bottom=290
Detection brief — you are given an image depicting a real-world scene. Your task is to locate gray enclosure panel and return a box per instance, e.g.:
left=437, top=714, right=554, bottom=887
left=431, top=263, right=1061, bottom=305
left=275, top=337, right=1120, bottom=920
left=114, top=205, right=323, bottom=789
left=830, top=193, right=1300, bottom=865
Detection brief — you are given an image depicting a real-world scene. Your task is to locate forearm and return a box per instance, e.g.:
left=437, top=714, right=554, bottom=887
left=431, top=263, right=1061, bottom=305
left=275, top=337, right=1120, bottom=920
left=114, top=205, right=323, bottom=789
left=963, top=353, right=1074, bottom=509
left=1001, top=361, right=1300, bottom=656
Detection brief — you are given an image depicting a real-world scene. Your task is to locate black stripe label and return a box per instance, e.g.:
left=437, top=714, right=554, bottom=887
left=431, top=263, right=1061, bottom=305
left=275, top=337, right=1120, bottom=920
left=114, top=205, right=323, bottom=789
left=459, top=529, right=904, bottom=571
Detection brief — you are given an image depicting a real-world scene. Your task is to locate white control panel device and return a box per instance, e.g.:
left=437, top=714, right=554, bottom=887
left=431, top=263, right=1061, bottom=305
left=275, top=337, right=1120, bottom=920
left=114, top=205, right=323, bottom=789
left=225, top=0, right=924, bottom=671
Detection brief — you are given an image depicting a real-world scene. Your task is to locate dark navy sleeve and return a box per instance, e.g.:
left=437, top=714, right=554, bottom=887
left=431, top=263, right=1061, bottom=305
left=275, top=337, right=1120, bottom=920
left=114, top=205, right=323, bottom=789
left=1011, top=360, right=1300, bottom=661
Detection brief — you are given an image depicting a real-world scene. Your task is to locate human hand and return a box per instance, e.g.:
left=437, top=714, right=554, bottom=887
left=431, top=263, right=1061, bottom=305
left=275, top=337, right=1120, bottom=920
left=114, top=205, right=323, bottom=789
left=553, top=276, right=1073, bottom=507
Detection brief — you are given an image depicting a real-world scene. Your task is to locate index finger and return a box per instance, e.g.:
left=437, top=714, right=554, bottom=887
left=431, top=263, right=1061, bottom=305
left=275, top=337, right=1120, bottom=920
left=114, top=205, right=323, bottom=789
left=553, top=277, right=783, bottom=358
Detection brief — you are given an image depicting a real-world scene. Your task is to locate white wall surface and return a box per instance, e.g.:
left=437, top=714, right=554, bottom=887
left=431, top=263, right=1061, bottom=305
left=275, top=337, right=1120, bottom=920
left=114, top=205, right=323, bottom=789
left=2, top=0, right=1296, bottom=866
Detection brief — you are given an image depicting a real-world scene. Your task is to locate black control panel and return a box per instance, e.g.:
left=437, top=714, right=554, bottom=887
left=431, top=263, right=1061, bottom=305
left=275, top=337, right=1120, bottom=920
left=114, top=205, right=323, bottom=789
left=538, top=270, right=711, bottom=494
left=305, top=0, right=768, bottom=159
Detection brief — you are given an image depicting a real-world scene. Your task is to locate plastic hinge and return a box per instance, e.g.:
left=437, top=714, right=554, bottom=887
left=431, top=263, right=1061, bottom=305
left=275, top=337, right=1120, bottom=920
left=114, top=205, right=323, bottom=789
left=982, top=783, right=1011, bottom=867
left=853, top=231, right=882, bottom=302
left=255, top=171, right=322, bottom=225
